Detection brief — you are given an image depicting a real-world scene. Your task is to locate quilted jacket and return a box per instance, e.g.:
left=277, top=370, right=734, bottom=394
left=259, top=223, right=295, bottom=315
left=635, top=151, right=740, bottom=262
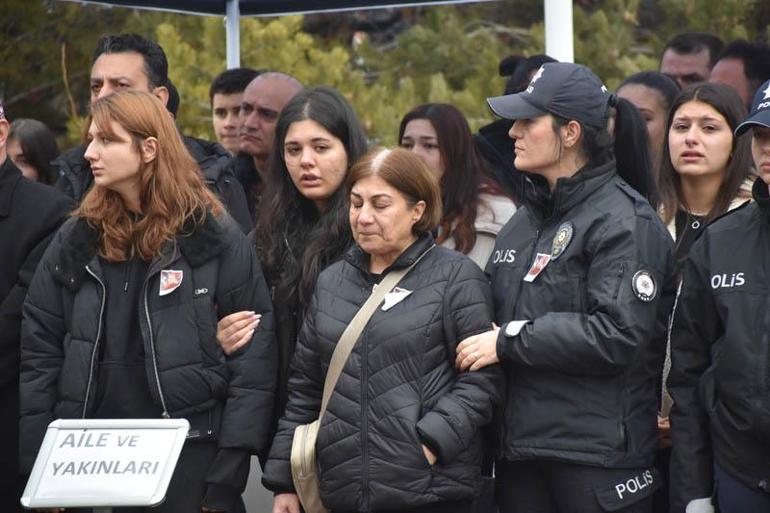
left=262, top=233, right=503, bottom=511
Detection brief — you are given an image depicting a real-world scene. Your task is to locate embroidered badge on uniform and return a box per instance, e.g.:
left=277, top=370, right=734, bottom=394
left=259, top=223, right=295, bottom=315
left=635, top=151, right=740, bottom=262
left=523, top=253, right=552, bottom=283
left=631, top=270, right=656, bottom=302
left=159, top=270, right=183, bottom=296
left=551, top=221, right=574, bottom=260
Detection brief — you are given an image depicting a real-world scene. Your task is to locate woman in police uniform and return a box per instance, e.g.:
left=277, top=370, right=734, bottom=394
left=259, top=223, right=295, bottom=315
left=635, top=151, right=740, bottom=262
left=456, top=62, right=675, bottom=513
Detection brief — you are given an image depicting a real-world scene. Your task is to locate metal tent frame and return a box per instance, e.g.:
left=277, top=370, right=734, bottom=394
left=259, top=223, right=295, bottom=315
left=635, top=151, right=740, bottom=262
left=60, top=0, right=574, bottom=67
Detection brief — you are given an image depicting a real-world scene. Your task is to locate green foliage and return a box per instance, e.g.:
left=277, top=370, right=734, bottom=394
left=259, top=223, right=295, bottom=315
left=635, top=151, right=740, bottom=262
left=0, top=0, right=131, bottom=136
left=154, top=10, right=508, bottom=145
left=572, top=0, right=658, bottom=90
left=657, top=0, right=755, bottom=43
left=4, top=1, right=769, bottom=149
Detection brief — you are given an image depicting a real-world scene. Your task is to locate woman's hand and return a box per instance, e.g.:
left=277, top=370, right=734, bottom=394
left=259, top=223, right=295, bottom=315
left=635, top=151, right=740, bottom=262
left=455, top=325, right=500, bottom=372
left=272, top=493, right=301, bottom=513
left=422, top=444, right=437, bottom=466
left=657, top=415, right=672, bottom=449
left=216, top=311, right=261, bottom=355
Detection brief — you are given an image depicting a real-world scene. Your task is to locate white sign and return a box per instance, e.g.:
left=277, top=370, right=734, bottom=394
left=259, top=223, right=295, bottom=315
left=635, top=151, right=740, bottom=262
left=22, top=418, right=189, bottom=509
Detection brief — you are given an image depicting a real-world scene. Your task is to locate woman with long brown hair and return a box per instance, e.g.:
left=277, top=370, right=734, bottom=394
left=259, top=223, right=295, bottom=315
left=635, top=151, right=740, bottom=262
left=399, top=103, right=516, bottom=268
left=20, top=90, right=277, bottom=513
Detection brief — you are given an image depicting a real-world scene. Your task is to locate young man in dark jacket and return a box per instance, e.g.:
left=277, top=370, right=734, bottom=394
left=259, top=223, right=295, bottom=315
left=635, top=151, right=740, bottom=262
left=669, top=79, right=770, bottom=513
left=53, top=33, right=253, bottom=232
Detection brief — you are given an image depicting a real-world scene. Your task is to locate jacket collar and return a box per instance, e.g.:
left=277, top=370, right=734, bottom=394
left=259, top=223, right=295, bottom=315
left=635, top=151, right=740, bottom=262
left=0, top=157, right=23, bottom=217
left=551, top=160, right=616, bottom=214
left=345, top=231, right=436, bottom=276
left=55, top=212, right=228, bottom=291
left=529, top=160, right=616, bottom=223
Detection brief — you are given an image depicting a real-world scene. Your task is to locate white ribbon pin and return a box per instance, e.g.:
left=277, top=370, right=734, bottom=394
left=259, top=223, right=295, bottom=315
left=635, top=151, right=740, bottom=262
left=381, top=287, right=412, bottom=311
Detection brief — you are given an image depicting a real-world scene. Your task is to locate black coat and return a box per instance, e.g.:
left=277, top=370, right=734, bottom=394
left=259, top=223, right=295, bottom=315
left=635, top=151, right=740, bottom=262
left=20, top=211, right=277, bottom=499
left=487, top=161, right=675, bottom=468
left=53, top=138, right=254, bottom=233
left=668, top=178, right=770, bottom=512
left=262, top=234, right=503, bottom=511
left=0, top=157, right=73, bottom=511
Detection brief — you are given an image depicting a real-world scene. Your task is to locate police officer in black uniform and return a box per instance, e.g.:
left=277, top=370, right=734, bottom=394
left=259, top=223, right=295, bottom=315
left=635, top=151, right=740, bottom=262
left=668, top=79, right=770, bottom=513
left=456, top=62, right=675, bottom=513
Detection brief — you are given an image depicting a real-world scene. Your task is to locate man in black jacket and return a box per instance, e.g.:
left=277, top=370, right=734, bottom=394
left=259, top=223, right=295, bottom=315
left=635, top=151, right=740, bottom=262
left=0, top=102, right=74, bottom=511
left=669, top=79, right=770, bottom=513
left=53, top=33, right=253, bottom=232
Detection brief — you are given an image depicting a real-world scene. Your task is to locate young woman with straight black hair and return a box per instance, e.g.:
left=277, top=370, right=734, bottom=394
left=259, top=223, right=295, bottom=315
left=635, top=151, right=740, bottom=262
left=454, top=62, right=675, bottom=513
left=216, top=86, right=368, bottom=420
left=7, top=118, right=59, bottom=184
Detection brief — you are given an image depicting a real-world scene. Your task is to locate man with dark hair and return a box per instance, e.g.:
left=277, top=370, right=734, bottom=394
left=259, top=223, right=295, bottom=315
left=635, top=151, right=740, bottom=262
left=660, top=32, right=724, bottom=89
left=91, top=33, right=169, bottom=98
left=710, top=40, right=770, bottom=112
left=209, top=68, right=260, bottom=155
left=54, top=33, right=253, bottom=232
left=0, top=102, right=73, bottom=511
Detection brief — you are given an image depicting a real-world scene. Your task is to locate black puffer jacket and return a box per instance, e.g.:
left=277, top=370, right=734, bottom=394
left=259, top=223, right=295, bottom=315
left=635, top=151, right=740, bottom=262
left=487, top=161, right=675, bottom=468
left=263, top=234, right=503, bottom=511
left=20, top=213, right=277, bottom=478
left=53, top=138, right=253, bottom=233
left=668, top=178, right=770, bottom=512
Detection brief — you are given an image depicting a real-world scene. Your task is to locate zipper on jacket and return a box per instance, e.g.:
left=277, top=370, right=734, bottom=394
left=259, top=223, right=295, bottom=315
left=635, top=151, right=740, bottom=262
left=144, top=282, right=170, bottom=418
left=612, top=263, right=626, bottom=301
left=82, top=265, right=106, bottom=418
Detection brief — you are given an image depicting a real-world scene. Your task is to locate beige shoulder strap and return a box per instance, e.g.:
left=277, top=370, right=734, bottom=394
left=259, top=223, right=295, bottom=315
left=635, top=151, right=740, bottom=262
left=318, top=245, right=433, bottom=420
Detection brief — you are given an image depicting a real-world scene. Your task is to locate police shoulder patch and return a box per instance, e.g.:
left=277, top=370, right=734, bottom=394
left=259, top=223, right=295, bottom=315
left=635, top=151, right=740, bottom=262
left=631, top=270, right=656, bottom=302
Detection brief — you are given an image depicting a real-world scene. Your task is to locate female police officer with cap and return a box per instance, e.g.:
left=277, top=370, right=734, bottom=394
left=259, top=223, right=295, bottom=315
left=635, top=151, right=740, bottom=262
left=455, top=62, right=675, bottom=513
left=668, top=79, right=770, bottom=513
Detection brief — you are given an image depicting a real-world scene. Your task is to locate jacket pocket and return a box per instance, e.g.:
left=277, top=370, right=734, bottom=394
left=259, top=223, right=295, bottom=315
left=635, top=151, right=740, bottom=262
left=413, top=423, right=433, bottom=470
left=193, top=294, right=224, bottom=365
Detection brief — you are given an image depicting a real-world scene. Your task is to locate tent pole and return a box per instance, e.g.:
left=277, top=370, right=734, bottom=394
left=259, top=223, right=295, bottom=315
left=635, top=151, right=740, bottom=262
left=544, top=0, right=574, bottom=63
left=226, top=0, right=240, bottom=68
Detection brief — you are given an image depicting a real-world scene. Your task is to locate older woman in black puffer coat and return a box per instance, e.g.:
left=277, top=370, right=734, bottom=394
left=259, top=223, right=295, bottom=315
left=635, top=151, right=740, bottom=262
left=263, top=148, right=503, bottom=513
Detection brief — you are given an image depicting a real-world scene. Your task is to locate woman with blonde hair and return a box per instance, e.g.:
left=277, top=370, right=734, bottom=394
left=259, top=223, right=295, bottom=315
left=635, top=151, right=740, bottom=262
left=20, top=90, right=277, bottom=513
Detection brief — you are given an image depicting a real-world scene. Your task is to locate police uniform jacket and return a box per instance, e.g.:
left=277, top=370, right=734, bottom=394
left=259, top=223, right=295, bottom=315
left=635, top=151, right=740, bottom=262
left=487, top=160, right=675, bottom=469
left=669, top=177, right=770, bottom=512
left=262, top=233, right=503, bottom=511
left=19, top=212, right=277, bottom=496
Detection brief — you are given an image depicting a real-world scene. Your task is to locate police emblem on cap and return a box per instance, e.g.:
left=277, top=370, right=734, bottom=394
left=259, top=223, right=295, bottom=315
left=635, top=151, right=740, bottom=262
left=632, top=270, right=656, bottom=302
left=551, top=222, right=574, bottom=260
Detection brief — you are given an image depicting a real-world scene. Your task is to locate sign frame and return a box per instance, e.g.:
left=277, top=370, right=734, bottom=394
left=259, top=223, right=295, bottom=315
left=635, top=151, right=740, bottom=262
left=21, top=418, right=189, bottom=509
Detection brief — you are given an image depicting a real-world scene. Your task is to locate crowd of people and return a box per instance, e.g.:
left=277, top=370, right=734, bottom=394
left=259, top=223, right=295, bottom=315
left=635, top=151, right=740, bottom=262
left=2, top=27, right=770, bottom=513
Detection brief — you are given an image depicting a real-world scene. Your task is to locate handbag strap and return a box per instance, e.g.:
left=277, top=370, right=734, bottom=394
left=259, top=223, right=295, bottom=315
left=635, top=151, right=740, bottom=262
left=318, top=245, right=434, bottom=420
